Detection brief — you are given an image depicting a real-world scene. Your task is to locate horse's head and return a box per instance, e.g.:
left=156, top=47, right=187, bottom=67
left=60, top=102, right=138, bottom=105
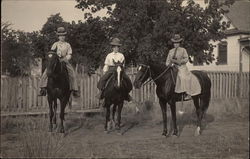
left=134, top=60, right=177, bottom=88
left=133, top=63, right=151, bottom=89
left=113, top=60, right=124, bottom=88
left=46, top=51, right=60, bottom=77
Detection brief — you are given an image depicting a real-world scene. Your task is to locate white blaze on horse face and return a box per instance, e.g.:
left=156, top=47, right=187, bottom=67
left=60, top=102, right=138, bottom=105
left=48, top=54, right=53, bottom=58
left=138, top=66, right=142, bottom=71
left=117, top=66, right=122, bottom=87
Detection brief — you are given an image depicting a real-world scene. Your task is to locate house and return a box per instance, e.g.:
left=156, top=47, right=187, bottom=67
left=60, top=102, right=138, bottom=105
left=187, top=1, right=250, bottom=72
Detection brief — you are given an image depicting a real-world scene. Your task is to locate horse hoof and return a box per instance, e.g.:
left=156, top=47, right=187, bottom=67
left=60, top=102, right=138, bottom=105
left=172, top=131, right=178, bottom=137
left=59, top=130, right=65, bottom=134
left=53, top=124, right=57, bottom=130
left=57, top=128, right=64, bottom=133
left=48, top=125, right=53, bottom=132
left=117, top=131, right=122, bottom=135
left=115, top=125, right=121, bottom=130
left=194, top=127, right=201, bottom=136
left=107, top=122, right=112, bottom=131
left=104, top=130, right=109, bottom=134
left=162, top=131, right=168, bottom=136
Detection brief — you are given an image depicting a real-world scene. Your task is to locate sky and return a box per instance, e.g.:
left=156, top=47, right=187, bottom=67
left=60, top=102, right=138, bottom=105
left=1, top=0, right=108, bottom=32
left=2, top=0, right=207, bottom=32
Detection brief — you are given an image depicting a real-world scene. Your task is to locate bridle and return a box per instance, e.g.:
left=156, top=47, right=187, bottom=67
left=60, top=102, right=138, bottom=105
left=139, top=64, right=176, bottom=86
left=47, top=52, right=62, bottom=75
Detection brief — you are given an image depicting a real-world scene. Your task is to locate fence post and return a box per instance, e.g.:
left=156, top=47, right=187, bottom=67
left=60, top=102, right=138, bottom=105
left=237, top=72, right=242, bottom=98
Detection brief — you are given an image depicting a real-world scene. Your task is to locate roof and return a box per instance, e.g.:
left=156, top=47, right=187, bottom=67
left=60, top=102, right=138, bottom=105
left=224, top=1, right=250, bottom=32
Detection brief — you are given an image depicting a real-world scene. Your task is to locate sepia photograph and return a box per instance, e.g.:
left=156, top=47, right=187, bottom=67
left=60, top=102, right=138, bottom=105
left=1, top=0, right=249, bottom=158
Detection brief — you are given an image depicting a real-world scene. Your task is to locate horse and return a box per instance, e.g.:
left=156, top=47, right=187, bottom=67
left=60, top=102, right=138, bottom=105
left=102, top=60, right=129, bottom=133
left=46, top=52, right=71, bottom=133
left=133, top=60, right=211, bottom=136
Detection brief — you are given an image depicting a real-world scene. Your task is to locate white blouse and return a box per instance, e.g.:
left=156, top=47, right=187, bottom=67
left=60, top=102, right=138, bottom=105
left=103, top=52, right=125, bottom=72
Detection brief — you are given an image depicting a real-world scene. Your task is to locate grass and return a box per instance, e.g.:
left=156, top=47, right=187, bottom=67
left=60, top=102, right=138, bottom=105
left=1, top=98, right=249, bottom=158
left=1, top=115, right=65, bottom=158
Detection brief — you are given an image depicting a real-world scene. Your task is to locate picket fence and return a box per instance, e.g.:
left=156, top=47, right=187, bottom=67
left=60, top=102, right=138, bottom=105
left=1, top=70, right=249, bottom=116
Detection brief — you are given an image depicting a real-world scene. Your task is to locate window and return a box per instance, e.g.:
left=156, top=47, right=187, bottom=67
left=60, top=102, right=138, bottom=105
left=217, top=41, right=227, bottom=65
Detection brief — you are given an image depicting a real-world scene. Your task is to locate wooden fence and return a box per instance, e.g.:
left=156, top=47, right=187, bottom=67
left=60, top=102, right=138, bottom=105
left=1, top=71, right=249, bottom=116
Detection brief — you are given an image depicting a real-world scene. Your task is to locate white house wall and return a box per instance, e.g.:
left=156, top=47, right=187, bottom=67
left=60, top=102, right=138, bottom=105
left=187, top=35, right=249, bottom=72
left=242, top=50, right=250, bottom=72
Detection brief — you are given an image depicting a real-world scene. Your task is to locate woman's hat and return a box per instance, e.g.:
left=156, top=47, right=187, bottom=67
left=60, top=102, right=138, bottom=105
left=110, top=38, right=122, bottom=46
left=47, top=50, right=56, bottom=54
left=56, top=27, right=67, bottom=36
left=171, top=34, right=183, bottom=43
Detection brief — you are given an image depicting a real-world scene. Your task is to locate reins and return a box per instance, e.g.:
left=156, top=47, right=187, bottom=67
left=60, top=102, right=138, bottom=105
left=47, top=52, right=66, bottom=76
left=142, top=64, right=175, bottom=86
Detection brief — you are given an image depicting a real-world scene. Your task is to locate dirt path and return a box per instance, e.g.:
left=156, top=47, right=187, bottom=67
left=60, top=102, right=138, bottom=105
left=1, top=112, right=249, bottom=158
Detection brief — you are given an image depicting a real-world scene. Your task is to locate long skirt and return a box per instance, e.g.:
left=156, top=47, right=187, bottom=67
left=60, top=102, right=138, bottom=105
left=175, top=65, right=201, bottom=96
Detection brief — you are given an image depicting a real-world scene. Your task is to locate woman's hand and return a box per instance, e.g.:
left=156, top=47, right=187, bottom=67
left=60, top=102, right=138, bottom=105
left=170, top=59, right=181, bottom=65
left=66, top=55, right=72, bottom=60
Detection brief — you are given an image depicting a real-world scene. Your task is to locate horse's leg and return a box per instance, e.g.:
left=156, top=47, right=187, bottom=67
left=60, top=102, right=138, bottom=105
left=58, top=99, right=67, bottom=133
left=169, top=100, right=178, bottom=136
left=192, top=95, right=202, bottom=136
left=197, top=96, right=210, bottom=135
left=48, top=99, right=53, bottom=132
left=159, top=98, right=168, bottom=136
left=112, top=104, right=117, bottom=129
left=104, top=101, right=111, bottom=132
left=116, top=102, right=124, bottom=131
left=52, top=99, right=57, bottom=128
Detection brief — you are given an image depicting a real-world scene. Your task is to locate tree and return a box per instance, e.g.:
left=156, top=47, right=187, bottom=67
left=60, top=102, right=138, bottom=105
left=1, top=22, right=34, bottom=76
left=75, top=0, right=235, bottom=65
left=39, top=14, right=109, bottom=71
left=67, top=17, right=109, bottom=69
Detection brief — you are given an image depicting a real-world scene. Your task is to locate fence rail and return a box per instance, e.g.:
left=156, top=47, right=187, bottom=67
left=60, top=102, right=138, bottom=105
left=1, top=71, right=249, bottom=115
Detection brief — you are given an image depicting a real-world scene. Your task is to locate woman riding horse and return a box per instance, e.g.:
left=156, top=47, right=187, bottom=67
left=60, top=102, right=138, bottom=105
left=97, top=38, right=132, bottom=102
left=97, top=38, right=133, bottom=132
left=44, top=50, right=71, bottom=133
left=39, top=27, right=80, bottom=97
left=134, top=34, right=211, bottom=137
left=166, top=34, right=201, bottom=100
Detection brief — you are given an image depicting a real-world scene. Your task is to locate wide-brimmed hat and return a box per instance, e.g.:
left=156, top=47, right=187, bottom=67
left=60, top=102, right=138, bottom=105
left=171, top=34, right=183, bottom=43
left=110, top=38, right=122, bottom=46
left=56, top=27, right=67, bottom=36
left=47, top=50, right=56, bottom=54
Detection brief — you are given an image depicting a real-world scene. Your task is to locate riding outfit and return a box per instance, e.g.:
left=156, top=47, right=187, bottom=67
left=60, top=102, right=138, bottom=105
left=97, top=38, right=132, bottom=101
left=166, top=34, right=201, bottom=99
left=39, top=27, right=79, bottom=97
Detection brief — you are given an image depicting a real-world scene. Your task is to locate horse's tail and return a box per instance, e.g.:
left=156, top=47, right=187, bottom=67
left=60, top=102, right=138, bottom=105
left=201, top=87, right=211, bottom=112
left=203, top=72, right=211, bottom=112
left=192, top=70, right=212, bottom=112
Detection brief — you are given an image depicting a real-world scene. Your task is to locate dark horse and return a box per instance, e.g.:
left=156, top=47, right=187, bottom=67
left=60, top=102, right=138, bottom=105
left=102, top=61, right=129, bottom=133
left=46, top=52, right=71, bottom=133
left=134, top=61, right=211, bottom=136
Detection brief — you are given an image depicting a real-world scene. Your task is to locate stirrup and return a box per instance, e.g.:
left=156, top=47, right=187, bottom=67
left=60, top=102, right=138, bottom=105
left=125, top=94, right=132, bottom=102
left=38, top=88, right=46, bottom=96
left=72, top=90, right=80, bottom=97
left=183, top=94, right=192, bottom=101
